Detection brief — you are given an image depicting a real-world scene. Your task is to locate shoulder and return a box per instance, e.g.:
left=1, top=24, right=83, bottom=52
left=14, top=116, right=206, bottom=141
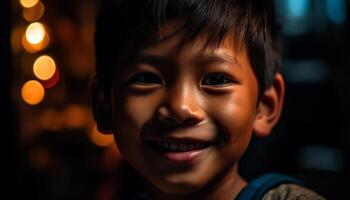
left=236, top=173, right=326, bottom=200
left=262, top=183, right=326, bottom=200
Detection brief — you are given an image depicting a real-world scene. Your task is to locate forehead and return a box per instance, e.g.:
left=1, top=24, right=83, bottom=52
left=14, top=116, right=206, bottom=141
left=138, top=22, right=247, bottom=67
left=137, top=22, right=247, bottom=70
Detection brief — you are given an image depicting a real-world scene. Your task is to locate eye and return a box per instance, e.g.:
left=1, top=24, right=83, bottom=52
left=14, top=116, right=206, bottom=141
left=202, top=73, right=233, bottom=86
left=127, top=72, right=162, bottom=85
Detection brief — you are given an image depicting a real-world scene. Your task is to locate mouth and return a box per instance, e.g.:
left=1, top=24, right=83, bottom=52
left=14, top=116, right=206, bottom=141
left=150, top=140, right=211, bottom=152
left=144, top=138, right=212, bottom=165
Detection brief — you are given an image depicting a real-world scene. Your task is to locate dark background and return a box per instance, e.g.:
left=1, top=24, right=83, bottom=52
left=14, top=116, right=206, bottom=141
left=5, top=0, right=350, bottom=199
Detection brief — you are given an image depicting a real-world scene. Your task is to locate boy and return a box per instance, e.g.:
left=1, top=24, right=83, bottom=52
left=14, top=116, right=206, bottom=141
left=92, top=0, right=326, bottom=199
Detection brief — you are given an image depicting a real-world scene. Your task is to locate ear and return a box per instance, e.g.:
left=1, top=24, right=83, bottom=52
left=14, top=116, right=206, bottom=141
left=91, top=75, right=113, bottom=134
left=253, top=73, right=285, bottom=137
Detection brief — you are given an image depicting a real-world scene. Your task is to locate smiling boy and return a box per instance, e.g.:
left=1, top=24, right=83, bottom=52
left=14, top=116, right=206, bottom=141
left=92, top=0, right=325, bottom=199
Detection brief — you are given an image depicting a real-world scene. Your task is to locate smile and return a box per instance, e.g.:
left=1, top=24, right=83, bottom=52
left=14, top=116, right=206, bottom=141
left=155, top=141, right=208, bottom=152
left=145, top=138, right=212, bottom=164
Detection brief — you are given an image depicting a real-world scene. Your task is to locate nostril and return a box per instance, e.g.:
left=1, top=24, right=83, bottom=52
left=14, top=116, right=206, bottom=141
left=157, top=105, right=204, bottom=125
left=158, top=114, right=202, bottom=126
left=162, top=116, right=178, bottom=124
left=183, top=118, right=200, bottom=125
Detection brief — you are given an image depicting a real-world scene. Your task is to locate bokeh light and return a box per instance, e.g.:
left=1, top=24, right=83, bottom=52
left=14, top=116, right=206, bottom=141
left=42, top=68, right=60, bottom=89
left=63, top=105, right=91, bottom=129
left=40, top=109, right=64, bottom=131
left=33, top=55, right=56, bottom=81
left=286, top=0, right=310, bottom=18
left=20, top=0, right=39, bottom=8
left=21, top=80, right=45, bottom=105
left=22, top=29, right=50, bottom=53
left=326, top=0, right=347, bottom=25
left=23, top=1, right=45, bottom=22
left=26, top=22, right=46, bottom=44
left=89, top=125, right=115, bottom=147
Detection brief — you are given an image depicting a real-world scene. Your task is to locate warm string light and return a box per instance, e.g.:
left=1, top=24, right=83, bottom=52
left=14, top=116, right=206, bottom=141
left=89, top=125, right=115, bottom=147
left=26, top=22, right=45, bottom=44
left=22, top=30, right=50, bottom=53
left=23, top=1, right=45, bottom=22
left=20, top=0, right=39, bottom=8
left=19, top=0, right=60, bottom=106
left=21, top=80, right=45, bottom=105
left=33, top=55, right=56, bottom=81
left=42, top=68, right=60, bottom=89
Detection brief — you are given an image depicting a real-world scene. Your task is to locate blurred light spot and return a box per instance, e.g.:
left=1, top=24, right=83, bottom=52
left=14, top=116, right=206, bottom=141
left=20, top=0, right=39, bottom=8
left=282, top=59, right=329, bottom=83
left=21, top=80, right=45, bottom=105
left=26, top=22, right=45, bottom=44
left=23, top=1, right=44, bottom=22
left=29, top=146, right=50, bottom=169
left=89, top=125, right=115, bottom=147
left=41, top=109, right=64, bottom=131
left=11, top=26, right=24, bottom=53
left=297, top=145, right=344, bottom=171
left=42, top=68, right=60, bottom=89
left=33, top=55, right=56, bottom=81
left=22, top=30, right=50, bottom=53
left=287, top=0, right=310, bottom=18
left=326, top=0, right=347, bottom=24
left=63, top=105, right=90, bottom=129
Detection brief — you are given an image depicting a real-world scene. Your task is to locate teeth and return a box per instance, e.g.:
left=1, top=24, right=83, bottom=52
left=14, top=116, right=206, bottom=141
left=155, top=141, right=207, bottom=151
left=170, top=143, right=177, bottom=151
left=179, top=143, right=187, bottom=151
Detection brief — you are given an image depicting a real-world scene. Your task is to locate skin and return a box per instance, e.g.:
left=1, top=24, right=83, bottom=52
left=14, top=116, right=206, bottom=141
left=93, top=25, right=285, bottom=200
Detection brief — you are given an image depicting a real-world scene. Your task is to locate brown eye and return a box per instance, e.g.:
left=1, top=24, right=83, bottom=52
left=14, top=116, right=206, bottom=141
left=128, top=73, right=162, bottom=84
left=202, top=74, right=233, bottom=86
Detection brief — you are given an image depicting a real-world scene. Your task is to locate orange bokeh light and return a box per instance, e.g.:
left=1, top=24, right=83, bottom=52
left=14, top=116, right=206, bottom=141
left=23, top=1, right=44, bottom=22
left=42, top=68, right=60, bottom=89
left=63, top=104, right=91, bottom=129
left=22, top=30, right=49, bottom=53
left=40, top=109, right=64, bottom=131
left=89, top=125, right=115, bottom=147
left=21, top=80, right=45, bottom=105
left=33, top=55, right=56, bottom=81
left=20, top=0, right=39, bottom=8
left=26, top=22, right=45, bottom=44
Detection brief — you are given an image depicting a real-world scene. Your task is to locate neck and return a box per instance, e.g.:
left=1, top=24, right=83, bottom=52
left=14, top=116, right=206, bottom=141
left=145, top=164, right=247, bottom=200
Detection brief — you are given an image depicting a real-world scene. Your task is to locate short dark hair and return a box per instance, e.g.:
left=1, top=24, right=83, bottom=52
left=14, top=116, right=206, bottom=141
left=94, top=0, right=282, bottom=96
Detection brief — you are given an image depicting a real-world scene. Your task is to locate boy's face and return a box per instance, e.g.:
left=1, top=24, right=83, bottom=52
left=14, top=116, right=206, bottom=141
left=108, top=26, right=276, bottom=194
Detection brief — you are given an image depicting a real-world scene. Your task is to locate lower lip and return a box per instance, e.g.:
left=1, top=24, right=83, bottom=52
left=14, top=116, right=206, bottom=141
left=151, top=146, right=210, bottom=165
left=163, top=150, right=206, bottom=164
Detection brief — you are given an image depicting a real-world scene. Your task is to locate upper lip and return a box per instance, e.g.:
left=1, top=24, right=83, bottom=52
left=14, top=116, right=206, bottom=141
left=143, top=136, right=212, bottom=144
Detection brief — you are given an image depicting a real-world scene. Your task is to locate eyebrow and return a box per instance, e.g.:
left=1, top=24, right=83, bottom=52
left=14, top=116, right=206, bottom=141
left=133, top=51, right=241, bottom=70
left=199, top=52, right=242, bottom=68
left=133, top=54, right=178, bottom=69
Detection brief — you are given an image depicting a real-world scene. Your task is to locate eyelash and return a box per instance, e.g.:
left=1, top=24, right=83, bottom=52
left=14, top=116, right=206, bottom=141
left=127, top=72, right=162, bottom=85
left=201, top=73, right=234, bottom=86
left=127, top=72, right=233, bottom=87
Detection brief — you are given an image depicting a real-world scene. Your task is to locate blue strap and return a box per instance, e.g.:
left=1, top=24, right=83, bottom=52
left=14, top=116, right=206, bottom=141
left=235, top=173, right=302, bottom=200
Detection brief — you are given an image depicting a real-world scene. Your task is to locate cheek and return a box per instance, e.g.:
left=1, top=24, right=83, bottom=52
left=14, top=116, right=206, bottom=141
left=112, top=91, right=163, bottom=153
left=207, top=87, right=257, bottom=145
left=114, top=92, right=162, bottom=131
left=112, top=92, right=163, bottom=170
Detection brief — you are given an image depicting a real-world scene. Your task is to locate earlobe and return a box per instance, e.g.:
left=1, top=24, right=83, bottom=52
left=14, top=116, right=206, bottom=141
left=91, top=75, right=114, bottom=134
left=253, top=73, right=285, bottom=137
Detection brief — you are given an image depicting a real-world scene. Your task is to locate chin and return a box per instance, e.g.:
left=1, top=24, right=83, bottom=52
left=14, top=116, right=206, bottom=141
left=151, top=177, right=204, bottom=195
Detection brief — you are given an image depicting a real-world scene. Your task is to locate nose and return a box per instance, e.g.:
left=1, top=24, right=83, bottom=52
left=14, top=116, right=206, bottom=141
left=157, top=82, right=205, bottom=125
